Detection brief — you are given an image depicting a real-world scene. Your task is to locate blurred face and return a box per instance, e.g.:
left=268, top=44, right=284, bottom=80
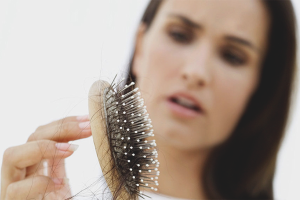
left=133, top=0, right=270, bottom=151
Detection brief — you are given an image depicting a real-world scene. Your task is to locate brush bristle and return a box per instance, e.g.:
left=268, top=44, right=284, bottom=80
left=103, top=80, right=159, bottom=199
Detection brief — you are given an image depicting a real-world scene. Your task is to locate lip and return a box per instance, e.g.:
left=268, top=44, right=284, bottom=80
left=165, top=92, right=205, bottom=119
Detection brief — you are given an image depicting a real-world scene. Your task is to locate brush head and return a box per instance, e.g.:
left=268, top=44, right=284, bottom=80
left=88, top=79, right=159, bottom=200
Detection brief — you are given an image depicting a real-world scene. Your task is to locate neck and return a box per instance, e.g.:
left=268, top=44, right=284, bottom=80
left=154, top=140, right=210, bottom=199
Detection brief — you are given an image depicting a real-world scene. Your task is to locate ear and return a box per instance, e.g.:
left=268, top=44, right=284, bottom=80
left=132, top=23, right=147, bottom=78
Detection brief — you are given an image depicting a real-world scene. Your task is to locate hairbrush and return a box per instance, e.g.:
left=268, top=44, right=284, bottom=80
left=88, top=77, right=159, bottom=199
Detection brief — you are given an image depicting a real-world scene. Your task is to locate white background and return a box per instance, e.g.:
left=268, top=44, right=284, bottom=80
left=0, top=0, right=299, bottom=199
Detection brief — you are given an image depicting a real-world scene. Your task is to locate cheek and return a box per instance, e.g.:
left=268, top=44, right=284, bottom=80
left=137, top=34, right=184, bottom=103
left=210, top=67, right=258, bottom=144
left=143, top=32, right=185, bottom=81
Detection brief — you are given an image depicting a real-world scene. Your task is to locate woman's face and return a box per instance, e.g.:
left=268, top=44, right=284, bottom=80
left=133, top=0, right=270, bottom=151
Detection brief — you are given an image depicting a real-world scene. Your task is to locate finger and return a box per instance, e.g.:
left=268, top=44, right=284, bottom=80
left=1, top=141, right=76, bottom=195
left=25, top=159, right=48, bottom=177
left=28, top=120, right=92, bottom=143
left=4, top=175, right=67, bottom=200
left=4, top=141, right=77, bottom=170
left=26, top=158, right=68, bottom=179
left=75, top=114, right=90, bottom=121
left=30, top=115, right=89, bottom=137
left=48, top=115, right=90, bottom=129
left=25, top=143, right=78, bottom=177
left=47, top=158, right=67, bottom=179
left=50, top=115, right=90, bottom=126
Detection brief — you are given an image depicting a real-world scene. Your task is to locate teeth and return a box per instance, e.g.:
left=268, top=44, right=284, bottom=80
left=175, top=97, right=197, bottom=108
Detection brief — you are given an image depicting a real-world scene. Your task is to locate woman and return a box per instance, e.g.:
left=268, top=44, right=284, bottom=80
left=1, top=0, right=297, bottom=199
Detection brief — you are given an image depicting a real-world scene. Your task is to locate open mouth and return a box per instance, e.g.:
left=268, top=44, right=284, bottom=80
left=169, top=95, right=203, bottom=114
left=170, top=97, right=201, bottom=112
left=166, top=92, right=205, bottom=118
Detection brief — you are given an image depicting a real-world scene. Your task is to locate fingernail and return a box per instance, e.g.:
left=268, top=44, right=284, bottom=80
left=52, top=177, right=64, bottom=185
left=76, top=115, right=89, bottom=121
left=79, top=121, right=91, bottom=129
left=55, top=143, right=79, bottom=152
left=52, top=177, right=69, bottom=185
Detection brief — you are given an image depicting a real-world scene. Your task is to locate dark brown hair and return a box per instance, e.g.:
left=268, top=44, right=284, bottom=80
left=126, top=0, right=298, bottom=199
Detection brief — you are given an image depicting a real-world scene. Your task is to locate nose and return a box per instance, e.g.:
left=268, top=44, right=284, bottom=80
left=181, top=40, right=212, bottom=89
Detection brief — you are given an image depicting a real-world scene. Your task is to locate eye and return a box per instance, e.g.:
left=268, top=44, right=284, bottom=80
left=221, top=49, right=246, bottom=66
left=168, top=29, right=192, bottom=43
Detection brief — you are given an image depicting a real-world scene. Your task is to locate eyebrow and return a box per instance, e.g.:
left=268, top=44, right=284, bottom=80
left=168, top=13, right=260, bottom=53
left=168, top=13, right=202, bottom=29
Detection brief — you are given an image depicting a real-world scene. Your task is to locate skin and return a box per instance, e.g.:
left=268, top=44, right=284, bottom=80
left=0, top=115, right=92, bottom=200
left=133, top=0, right=270, bottom=198
left=0, top=0, right=270, bottom=199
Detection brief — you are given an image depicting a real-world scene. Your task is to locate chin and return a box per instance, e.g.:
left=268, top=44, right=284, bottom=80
left=153, top=120, right=206, bottom=150
left=148, top=102, right=213, bottom=150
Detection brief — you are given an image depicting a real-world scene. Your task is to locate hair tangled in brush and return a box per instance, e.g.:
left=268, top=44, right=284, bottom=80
left=86, top=76, right=159, bottom=200
left=104, top=78, right=159, bottom=199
